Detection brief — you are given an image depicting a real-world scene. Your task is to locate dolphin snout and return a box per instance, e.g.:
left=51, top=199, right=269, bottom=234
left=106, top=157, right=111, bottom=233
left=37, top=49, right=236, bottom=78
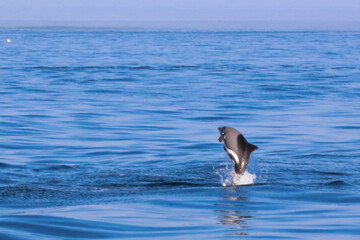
left=218, top=127, right=225, bottom=142
left=218, top=135, right=224, bottom=142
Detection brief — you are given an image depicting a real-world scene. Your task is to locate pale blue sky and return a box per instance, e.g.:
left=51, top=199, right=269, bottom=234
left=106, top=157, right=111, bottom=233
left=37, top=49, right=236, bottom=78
left=1, top=0, right=360, bottom=30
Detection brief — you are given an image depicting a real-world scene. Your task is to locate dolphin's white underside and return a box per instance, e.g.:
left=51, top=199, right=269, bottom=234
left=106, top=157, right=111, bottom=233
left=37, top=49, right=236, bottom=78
left=224, top=145, right=245, bottom=169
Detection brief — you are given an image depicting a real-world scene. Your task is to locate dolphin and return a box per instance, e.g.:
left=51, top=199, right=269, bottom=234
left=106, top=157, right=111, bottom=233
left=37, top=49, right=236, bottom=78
left=218, top=126, right=258, bottom=175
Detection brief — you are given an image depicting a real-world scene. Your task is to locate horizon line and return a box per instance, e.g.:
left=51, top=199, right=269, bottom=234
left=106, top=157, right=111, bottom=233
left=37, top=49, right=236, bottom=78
left=1, top=20, right=360, bottom=31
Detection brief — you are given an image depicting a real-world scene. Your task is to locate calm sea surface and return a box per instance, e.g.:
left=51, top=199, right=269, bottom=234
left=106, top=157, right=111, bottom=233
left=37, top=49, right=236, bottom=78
left=1, top=29, right=360, bottom=239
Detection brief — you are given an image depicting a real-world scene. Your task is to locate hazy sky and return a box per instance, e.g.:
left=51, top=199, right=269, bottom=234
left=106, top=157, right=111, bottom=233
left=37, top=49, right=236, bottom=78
left=1, top=0, right=360, bottom=30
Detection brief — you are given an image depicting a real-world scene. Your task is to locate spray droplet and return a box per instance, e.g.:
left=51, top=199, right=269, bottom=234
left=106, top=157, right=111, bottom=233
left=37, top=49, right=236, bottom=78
left=6, top=39, right=11, bottom=43
left=215, top=161, right=257, bottom=186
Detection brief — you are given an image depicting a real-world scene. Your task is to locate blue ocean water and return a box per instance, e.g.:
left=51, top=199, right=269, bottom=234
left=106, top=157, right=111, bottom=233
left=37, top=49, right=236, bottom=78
left=1, top=29, right=360, bottom=239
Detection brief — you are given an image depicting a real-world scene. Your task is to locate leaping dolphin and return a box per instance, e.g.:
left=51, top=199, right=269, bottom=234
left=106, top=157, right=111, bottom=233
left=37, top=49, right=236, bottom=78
left=218, top=126, right=258, bottom=175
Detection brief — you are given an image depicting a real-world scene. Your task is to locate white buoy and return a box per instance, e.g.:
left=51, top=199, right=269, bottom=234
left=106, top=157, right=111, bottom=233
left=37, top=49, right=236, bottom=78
left=6, top=38, right=11, bottom=43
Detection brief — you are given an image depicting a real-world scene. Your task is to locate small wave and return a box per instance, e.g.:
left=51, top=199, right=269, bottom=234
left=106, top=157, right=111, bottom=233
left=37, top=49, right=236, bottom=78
left=0, top=162, right=24, bottom=169
left=0, top=162, right=13, bottom=168
left=83, top=150, right=146, bottom=156
left=334, top=126, right=360, bottom=130
left=144, top=181, right=202, bottom=187
left=188, top=116, right=234, bottom=121
left=44, top=165, right=75, bottom=171
left=27, top=66, right=70, bottom=69
left=25, top=64, right=198, bottom=71
left=130, top=66, right=152, bottom=70
left=311, top=170, right=347, bottom=176
left=164, top=65, right=199, bottom=71
left=84, top=89, right=122, bottom=94
left=294, top=153, right=346, bottom=159
left=323, top=180, right=350, bottom=186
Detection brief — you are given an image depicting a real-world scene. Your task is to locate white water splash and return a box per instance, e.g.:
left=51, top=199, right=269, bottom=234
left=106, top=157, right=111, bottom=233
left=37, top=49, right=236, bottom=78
left=231, top=171, right=256, bottom=186
left=215, top=162, right=257, bottom=186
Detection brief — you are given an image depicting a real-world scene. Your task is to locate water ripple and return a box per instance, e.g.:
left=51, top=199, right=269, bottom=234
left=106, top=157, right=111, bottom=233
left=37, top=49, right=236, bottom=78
left=1, top=30, right=360, bottom=239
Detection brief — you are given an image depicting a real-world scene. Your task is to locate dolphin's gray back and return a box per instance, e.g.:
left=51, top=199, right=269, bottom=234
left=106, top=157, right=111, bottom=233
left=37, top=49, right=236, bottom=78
left=223, top=127, right=241, bottom=152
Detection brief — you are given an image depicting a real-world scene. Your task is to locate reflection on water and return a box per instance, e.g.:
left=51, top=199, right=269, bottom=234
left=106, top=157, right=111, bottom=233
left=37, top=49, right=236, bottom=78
left=215, top=194, right=253, bottom=236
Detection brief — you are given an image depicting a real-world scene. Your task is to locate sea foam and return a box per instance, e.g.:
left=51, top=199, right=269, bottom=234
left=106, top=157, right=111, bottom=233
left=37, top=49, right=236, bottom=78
left=231, top=171, right=257, bottom=186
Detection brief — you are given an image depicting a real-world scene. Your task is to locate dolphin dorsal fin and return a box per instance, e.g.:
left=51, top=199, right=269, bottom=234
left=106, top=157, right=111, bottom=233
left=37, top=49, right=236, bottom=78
left=248, top=143, right=258, bottom=153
